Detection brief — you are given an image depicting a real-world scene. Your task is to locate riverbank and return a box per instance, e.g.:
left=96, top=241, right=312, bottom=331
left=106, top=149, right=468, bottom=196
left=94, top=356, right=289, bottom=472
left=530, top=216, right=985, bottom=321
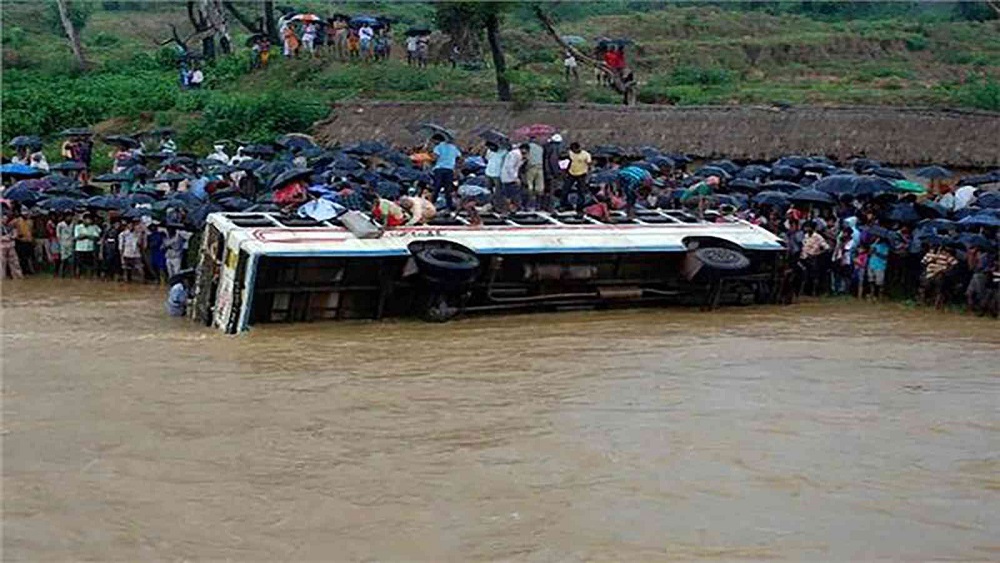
left=316, top=101, right=1000, bottom=168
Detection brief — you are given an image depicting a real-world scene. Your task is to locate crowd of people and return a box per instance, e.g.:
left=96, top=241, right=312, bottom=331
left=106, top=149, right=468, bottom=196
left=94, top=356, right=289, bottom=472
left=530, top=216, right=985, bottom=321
left=3, top=124, right=999, bottom=318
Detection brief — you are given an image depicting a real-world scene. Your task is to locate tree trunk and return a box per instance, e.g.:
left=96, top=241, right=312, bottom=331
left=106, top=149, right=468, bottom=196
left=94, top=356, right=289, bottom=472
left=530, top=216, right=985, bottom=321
left=262, top=0, right=278, bottom=43
left=484, top=13, right=511, bottom=102
left=222, top=1, right=262, bottom=33
left=54, top=0, right=87, bottom=69
left=202, top=35, right=216, bottom=60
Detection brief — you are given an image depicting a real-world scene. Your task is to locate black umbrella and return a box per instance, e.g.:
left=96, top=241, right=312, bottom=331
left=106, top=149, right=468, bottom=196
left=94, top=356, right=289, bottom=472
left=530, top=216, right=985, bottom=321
left=269, top=167, right=313, bottom=190
left=163, top=155, right=196, bottom=168
left=86, top=195, right=127, bottom=210
left=885, top=203, right=921, bottom=223
left=853, top=175, right=896, bottom=196
left=126, top=164, right=152, bottom=179
left=8, top=135, right=42, bottom=149
left=727, top=178, right=762, bottom=192
left=242, top=144, right=276, bottom=158
left=956, top=174, right=997, bottom=187
left=788, top=188, right=834, bottom=205
left=478, top=129, right=510, bottom=147
left=693, top=165, right=732, bottom=180
left=44, top=187, right=88, bottom=198
left=153, top=172, right=189, bottom=184
left=405, top=27, right=431, bottom=37
left=802, top=162, right=838, bottom=175
left=345, top=141, right=389, bottom=155
left=736, top=164, right=770, bottom=180
left=103, top=135, right=141, bottom=149
left=59, top=128, right=93, bottom=137
left=45, top=175, right=80, bottom=189
left=869, top=167, right=906, bottom=180
left=707, top=159, right=740, bottom=175
left=92, top=171, right=132, bottom=183
left=649, top=155, right=675, bottom=169
left=124, top=193, right=157, bottom=206
left=236, top=159, right=265, bottom=172
left=256, top=161, right=293, bottom=183
left=761, top=180, right=801, bottom=192
left=916, top=201, right=947, bottom=219
left=592, top=145, right=625, bottom=158
left=769, top=165, right=801, bottom=180
left=50, top=161, right=87, bottom=172
left=862, top=225, right=901, bottom=242
left=407, top=122, right=454, bottom=142
left=2, top=185, right=42, bottom=203
left=812, top=174, right=858, bottom=195
left=915, top=165, right=952, bottom=180
left=37, top=196, right=83, bottom=212
left=275, top=133, right=317, bottom=151
left=752, top=191, right=790, bottom=206
left=850, top=158, right=881, bottom=173
left=774, top=155, right=810, bottom=168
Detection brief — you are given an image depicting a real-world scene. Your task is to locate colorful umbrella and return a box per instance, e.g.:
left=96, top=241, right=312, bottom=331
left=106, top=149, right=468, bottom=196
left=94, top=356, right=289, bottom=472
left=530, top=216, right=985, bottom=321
left=0, top=163, right=46, bottom=179
left=890, top=179, right=927, bottom=194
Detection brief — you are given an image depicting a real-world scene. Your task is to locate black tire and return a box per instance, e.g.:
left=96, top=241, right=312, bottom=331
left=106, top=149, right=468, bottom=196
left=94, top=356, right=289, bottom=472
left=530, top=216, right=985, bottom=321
left=413, top=247, right=480, bottom=286
left=694, top=246, right=751, bottom=272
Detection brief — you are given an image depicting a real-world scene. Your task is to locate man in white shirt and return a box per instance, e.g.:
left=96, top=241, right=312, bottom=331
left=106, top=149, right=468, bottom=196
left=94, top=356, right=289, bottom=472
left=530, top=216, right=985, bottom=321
left=406, top=35, right=419, bottom=65
left=563, top=51, right=578, bottom=81
left=359, top=25, right=374, bottom=57
left=189, top=67, right=204, bottom=89
left=118, top=220, right=144, bottom=283
left=484, top=142, right=507, bottom=193
left=498, top=144, right=528, bottom=216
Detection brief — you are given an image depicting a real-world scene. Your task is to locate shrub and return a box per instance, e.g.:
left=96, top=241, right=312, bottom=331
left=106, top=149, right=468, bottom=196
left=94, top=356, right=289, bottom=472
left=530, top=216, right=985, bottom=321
left=668, top=65, right=735, bottom=86
left=951, top=74, right=1000, bottom=111
left=905, top=35, right=928, bottom=51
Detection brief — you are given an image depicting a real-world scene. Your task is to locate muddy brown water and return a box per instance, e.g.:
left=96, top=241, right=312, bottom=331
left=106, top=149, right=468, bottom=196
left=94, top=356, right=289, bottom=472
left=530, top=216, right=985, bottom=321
left=2, top=278, right=998, bottom=561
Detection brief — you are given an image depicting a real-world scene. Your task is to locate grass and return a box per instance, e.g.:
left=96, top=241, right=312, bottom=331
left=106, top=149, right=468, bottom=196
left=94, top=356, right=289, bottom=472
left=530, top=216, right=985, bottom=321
left=2, top=1, right=999, bottom=154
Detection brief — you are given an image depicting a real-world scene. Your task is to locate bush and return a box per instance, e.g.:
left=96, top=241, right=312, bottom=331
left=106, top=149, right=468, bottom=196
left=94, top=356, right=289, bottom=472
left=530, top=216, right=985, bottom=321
left=905, top=35, right=928, bottom=51
left=668, top=65, right=735, bottom=86
left=951, top=74, right=1000, bottom=111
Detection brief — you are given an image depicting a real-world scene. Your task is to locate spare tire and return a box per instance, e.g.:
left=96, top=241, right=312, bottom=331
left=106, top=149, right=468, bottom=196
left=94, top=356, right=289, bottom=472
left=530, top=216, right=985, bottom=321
left=413, top=247, right=481, bottom=286
left=694, top=246, right=751, bottom=272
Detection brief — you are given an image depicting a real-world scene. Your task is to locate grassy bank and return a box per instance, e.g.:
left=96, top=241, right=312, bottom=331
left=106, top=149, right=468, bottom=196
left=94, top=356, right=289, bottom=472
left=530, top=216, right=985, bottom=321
left=2, top=2, right=999, bottom=155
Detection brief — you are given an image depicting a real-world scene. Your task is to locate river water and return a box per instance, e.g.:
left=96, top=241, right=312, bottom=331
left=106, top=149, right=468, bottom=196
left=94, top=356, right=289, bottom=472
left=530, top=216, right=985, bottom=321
left=2, top=278, right=998, bottom=561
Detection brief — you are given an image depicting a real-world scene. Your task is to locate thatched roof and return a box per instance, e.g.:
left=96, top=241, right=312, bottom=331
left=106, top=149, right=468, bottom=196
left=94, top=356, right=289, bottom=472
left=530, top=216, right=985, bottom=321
left=314, top=101, right=1000, bottom=167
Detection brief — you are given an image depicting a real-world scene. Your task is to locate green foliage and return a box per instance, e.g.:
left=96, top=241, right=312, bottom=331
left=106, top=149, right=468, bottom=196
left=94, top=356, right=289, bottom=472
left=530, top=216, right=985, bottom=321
left=905, top=35, right=928, bottom=51
left=2, top=25, right=28, bottom=48
left=950, top=74, right=1000, bottom=110
left=668, top=65, right=735, bottom=86
left=44, top=0, right=93, bottom=34
left=86, top=31, right=120, bottom=48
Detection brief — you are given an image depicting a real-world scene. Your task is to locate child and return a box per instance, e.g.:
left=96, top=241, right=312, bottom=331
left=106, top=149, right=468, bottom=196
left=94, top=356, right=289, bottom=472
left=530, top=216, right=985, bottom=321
left=854, top=243, right=870, bottom=299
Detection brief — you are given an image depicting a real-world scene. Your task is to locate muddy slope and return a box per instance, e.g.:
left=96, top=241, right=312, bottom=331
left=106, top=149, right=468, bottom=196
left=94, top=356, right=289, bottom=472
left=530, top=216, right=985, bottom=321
left=315, top=102, right=1000, bottom=167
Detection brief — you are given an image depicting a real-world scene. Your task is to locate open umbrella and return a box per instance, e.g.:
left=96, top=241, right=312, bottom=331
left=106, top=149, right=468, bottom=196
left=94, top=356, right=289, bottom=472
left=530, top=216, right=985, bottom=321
left=478, top=129, right=510, bottom=147
left=916, top=200, right=947, bottom=219
left=103, top=135, right=141, bottom=149
left=774, top=155, right=810, bottom=168
left=727, top=178, right=762, bottom=192
left=8, top=135, right=42, bottom=149
left=761, top=180, right=801, bottom=192
left=242, top=144, right=276, bottom=158
left=812, top=174, right=858, bottom=195
left=588, top=169, right=619, bottom=186
left=0, top=163, right=46, bottom=180
left=406, top=27, right=432, bottom=37
left=769, top=165, right=801, bottom=180
left=869, top=167, right=906, bottom=180
left=850, top=158, right=881, bottom=173
left=2, top=185, right=43, bottom=204
left=236, top=159, right=265, bottom=172
left=978, top=192, right=1000, bottom=209
left=788, top=188, right=834, bottom=205
left=37, top=196, right=83, bottom=212
left=592, top=145, right=626, bottom=158
left=86, top=195, right=127, bottom=210
left=291, top=13, right=321, bottom=22
left=275, top=133, right=317, bottom=151
left=958, top=214, right=1000, bottom=228
left=649, top=155, right=675, bottom=169
left=512, top=124, right=556, bottom=140
left=736, top=164, right=770, bottom=180
left=890, top=179, right=927, bottom=194
left=269, top=167, right=313, bottom=190
left=49, top=161, right=87, bottom=172
left=707, top=159, right=740, bottom=175
left=693, top=166, right=732, bottom=180
left=915, top=165, right=952, bottom=179
left=802, top=162, right=838, bottom=175
left=45, top=186, right=88, bottom=198
left=956, top=174, right=997, bottom=187
left=560, top=34, right=586, bottom=45
left=407, top=122, right=454, bottom=142
left=862, top=225, right=901, bottom=242
left=349, top=15, right=381, bottom=28
left=853, top=175, right=896, bottom=196
left=126, top=164, right=152, bottom=179
left=92, top=171, right=132, bottom=183
left=59, top=128, right=93, bottom=137
left=957, top=233, right=996, bottom=250
left=752, top=191, right=790, bottom=206
left=885, top=203, right=921, bottom=223
left=153, top=172, right=189, bottom=184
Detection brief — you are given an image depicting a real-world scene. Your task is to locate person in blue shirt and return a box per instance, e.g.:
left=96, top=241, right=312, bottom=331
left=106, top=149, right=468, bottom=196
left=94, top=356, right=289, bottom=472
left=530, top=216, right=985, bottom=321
left=431, top=134, right=461, bottom=211
left=867, top=237, right=891, bottom=300
left=166, top=279, right=190, bottom=317
left=616, top=165, right=652, bottom=219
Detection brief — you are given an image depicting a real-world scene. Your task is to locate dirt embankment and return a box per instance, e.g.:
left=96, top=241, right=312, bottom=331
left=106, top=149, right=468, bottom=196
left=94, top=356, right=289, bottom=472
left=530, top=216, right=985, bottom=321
left=315, top=102, right=1000, bottom=167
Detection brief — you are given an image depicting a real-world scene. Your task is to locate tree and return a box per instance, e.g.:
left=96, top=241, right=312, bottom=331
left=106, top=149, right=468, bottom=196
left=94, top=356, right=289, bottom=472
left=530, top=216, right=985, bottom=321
left=534, top=6, right=638, bottom=105
left=434, top=2, right=512, bottom=102
left=53, top=0, right=88, bottom=69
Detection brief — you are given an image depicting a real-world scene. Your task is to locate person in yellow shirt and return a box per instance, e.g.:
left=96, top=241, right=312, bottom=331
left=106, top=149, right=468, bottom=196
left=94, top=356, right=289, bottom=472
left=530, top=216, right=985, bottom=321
left=562, top=142, right=592, bottom=212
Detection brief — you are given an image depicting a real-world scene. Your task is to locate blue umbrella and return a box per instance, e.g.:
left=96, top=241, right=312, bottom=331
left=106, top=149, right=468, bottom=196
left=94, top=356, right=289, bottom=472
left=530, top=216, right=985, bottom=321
left=885, top=203, right=920, bottom=223
left=803, top=162, right=838, bottom=175
left=769, top=165, right=801, bottom=181
left=958, top=214, right=1000, bottom=228
left=851, top=158, right=881, bottom=173
left=977, top=192, right=1000, bottom=209
left=916, top=218, right=956, bottom=232
left=788, top=188, right=834, bottom=205
left=862, top=225, right=902, bottom=243
left=693, top=166, right=732, bottom=180
left=0, top=163, right=46, bottom=179
left=736, top=164, right=770, bottom=180
left=956, top=174, right=996, bottom=187
left=957, top=233, right=996, bottom=250
left=752, top=191, right=790, bottom=206
left=349, top=15, right=381, bottom=28
left=124, top=193, right=157, bottom=206
left=37, top=196, right=83, bottom=212
left=915, top=165, right=952, bottom=179
left=774, top=155, right=810, bottom=168
left=870, top=167, right=906, bottom=180
left=707, top=159, right=739, bottom=175
left=121, top=207, right=153, bottom=220
left=589, top=169, right=619, bottom=186
left=50, top=161, right=87, bottom=172
left=853, top=175, right=896, bottom=196
left=761, top=180, right=801, bottom=192
left=86, top=195, right=126, bottom=210
left=93, top=171, right=132, bottom=183
left=217, top=197, right=254, bottom=211
left=650, top=155, right=676, bottom=169
left=3, top=185, right=42, bottom=203
left=727, top=178, right=762, bottom=192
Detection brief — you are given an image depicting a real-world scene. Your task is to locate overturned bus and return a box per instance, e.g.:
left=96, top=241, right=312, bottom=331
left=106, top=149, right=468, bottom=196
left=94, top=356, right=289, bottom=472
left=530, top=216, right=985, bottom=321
left=190, top=209, right=786, bottom=334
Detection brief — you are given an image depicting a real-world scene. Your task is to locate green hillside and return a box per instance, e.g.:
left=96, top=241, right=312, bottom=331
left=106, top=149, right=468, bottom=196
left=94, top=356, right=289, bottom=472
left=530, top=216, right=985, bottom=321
left=3, top=1, right=999, bottom=157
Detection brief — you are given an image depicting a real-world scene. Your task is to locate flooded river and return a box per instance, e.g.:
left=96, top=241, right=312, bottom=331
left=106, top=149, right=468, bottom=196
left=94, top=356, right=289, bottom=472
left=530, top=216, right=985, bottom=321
left=3, top=278, right=998, bottom=561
